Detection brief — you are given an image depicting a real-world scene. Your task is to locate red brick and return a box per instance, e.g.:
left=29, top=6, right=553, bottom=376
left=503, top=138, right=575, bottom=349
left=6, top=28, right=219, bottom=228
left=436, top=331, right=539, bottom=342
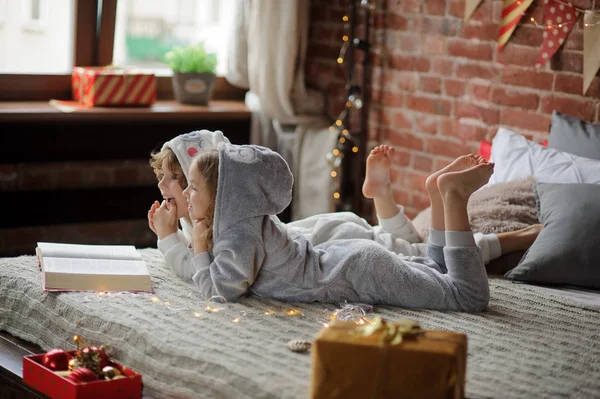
left=406, top=170, right=429, bottom=191
left=550, top=50, right=583, bottom=74
left=425, top=0, right=446, bottom=15
left=456, top=62, right=498, bottom=80
left=57, top=169, right=83, bottom=188
left=391, top=55, right=431, bottom=72
left=415, top=15, right=460, bottom=36
left=500, top=67, right=553, bottom=90
left=387, top=13, right=409, bottom=31
left=387, top=132, right=425, bottom=151
left=382, top=91, right=405, bottom=107
left=413, top=154, right=434, bottom=172
left=455, top=102, right=500, bottom=125
left=553, top=74, right=591, bottom=96
left=564, top=28, right=583, bottom=51
left=419, top=76, right=442, bottom=94
left=460, top=23, right=500, bottom=41
left=0, top=164, right=18, bottom=191
left=491, top=87, right=539, bottom=110
left=426, top=137, right=475, bottom=158
left=415, top=115, right=438, bottom=134
left=541, top=94, right=595, bottom=121
left=392, top=189, right=410, bottom=208
left=424, top=36, right=446, bottom=55
left=389, top=148, right=411, bottom=167
left=500, top=109, right=552, bottom=133
left=444, top=79, right=465, bottom=97
left=406, top=95, right=452, bottom=116
left=454, top=120, right=489, bottom=142
left=448, top=0, right=464, bottom=18
left=447, top=38, right=494, bottom=61
left=432, top=58, right=455, bottom=74
left=470, top=83, right=491, bottom=102
left=497, top=44, right=539, bottom=67
left=440, top=119, right=458, bottom=137
left=394, top=110, right=413, bottom=130
left=411, top=191, right=431, bottom=213
left=397, top=72, right=419, bottom=92
left=399, top=32, right=422, bottom=53
left=509, top=25, right=543, bottom=47
left=400, top=0, right=422, bottom=13
left=311, top=24, right=344, bottom=44
left=21, top=169, right=56, bottom=190
left=470, top=0, right=496, bottom=22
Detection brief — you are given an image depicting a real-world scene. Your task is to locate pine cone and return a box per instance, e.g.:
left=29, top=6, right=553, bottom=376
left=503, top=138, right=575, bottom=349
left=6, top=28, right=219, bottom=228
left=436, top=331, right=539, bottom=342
left=287, top=339, right=311, bottom=353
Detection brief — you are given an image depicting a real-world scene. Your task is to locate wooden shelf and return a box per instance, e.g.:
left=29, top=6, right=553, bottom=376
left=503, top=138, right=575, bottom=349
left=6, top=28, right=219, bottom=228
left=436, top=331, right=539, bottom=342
left=0, top=100, right=251, bottom=123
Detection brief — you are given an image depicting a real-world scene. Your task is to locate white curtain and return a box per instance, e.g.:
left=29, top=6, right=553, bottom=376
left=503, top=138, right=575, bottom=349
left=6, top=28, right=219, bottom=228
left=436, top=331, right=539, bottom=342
left=226, top=0, right=337, bottom=220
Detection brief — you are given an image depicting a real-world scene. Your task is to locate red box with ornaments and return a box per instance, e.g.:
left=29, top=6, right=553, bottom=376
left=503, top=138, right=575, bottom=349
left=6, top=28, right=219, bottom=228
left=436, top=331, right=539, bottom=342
left=23, top=348, right=142, bottom=399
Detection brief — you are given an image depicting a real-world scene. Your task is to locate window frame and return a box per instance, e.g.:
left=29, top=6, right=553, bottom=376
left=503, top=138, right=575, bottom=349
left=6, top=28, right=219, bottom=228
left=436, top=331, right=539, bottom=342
left=0, top=0, right=243, bottom=102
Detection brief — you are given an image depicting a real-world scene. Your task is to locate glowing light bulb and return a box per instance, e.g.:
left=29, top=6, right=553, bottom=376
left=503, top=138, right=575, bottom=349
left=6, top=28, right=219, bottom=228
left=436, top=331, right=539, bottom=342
left=342, top=35, right=349, bottom=41
left=232, top=318, right=240, bottom=323
left=337, top=57, right=344, bottom=64
left=333, top=149, right=340, bottom=156
left=333, top=192, right=340, bottom=199
left=339, top=137, right=346, bottom=143
left=342, top=15, right=348, bottom=22
left=331, top=171, right=337, bottom=177
left=335, top=119, right=342, bottom=126
left=352, top=146, right=359, bottom=153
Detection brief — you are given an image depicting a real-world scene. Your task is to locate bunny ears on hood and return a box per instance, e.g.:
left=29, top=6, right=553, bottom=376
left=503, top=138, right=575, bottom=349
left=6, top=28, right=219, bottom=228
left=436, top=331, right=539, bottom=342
left=162, top=130, right=231, bottom=180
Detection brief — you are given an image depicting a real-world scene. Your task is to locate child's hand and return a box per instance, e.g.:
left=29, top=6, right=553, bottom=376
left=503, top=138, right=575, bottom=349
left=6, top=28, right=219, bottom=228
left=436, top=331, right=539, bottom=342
left=147, top=201, right=160, bottom=235
left=191, top=219, right=210, bottom=255
left=152, top=200, right=179, bottom=240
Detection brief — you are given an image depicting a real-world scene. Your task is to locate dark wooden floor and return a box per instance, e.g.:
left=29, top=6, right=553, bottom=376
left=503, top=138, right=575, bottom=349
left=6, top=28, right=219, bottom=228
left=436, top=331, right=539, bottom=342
left=0, top=331, right=50, bottom=399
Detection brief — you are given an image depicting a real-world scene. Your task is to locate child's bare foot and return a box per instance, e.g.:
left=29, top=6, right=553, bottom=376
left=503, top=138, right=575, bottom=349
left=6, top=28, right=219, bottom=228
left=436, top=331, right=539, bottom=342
left=437, top=162, right=494, bottom=204
left=362, top=145, right=394, bottom=199
left=425, top=154, right=482, bottom=196
left=498, top=224, right=543, bottom=254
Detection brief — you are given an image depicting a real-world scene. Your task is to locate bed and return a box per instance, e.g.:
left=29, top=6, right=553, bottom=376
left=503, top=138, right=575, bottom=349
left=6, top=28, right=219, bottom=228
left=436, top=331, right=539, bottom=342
left=1, top=249, right=600, bottom=399
left=2, top=111, right=600, bottom=398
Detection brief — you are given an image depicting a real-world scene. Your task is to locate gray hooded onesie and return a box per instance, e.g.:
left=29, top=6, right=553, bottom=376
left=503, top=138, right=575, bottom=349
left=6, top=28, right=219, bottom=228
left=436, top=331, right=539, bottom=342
left=189, top=144, right=490, bottom=312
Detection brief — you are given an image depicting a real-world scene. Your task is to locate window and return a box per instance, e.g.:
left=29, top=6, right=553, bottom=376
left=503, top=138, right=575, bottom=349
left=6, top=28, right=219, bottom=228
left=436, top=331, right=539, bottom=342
left=0, top=0, right=73, bottom=73
left=112, top=0, right=235, bottom=76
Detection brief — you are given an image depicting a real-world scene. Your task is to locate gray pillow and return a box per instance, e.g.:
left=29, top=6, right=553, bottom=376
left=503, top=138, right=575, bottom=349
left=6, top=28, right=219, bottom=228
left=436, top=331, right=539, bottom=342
left=549, top=110, right=600, bottom=160
left=505, top=182, right=600, bottom=289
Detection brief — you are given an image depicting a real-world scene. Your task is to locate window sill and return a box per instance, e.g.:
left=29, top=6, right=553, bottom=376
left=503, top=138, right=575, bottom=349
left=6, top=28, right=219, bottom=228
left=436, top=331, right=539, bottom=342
left=0, top=99, right=251, bottom=122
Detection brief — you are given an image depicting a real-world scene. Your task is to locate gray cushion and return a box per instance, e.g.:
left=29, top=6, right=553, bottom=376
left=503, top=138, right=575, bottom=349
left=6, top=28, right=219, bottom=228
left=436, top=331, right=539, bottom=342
left=505, top=182, right=600, bottom=289
left=549, top=110, right=600, bottom=160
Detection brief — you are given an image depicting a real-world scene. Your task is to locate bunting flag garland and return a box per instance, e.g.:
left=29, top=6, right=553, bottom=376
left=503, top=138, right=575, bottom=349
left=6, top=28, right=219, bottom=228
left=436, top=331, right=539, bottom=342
left=498, top=0, right=535, bottom=50
left=535, top=0, right=579, bottom=68
left=583, top=10, right=600, bottom=94
left=464, top=0, right=484, bottom=21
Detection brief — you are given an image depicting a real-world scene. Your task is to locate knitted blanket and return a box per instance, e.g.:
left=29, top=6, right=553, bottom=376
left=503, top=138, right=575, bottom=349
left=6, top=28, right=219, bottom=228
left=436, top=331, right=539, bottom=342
left=1, top=249, right=600, bottom=398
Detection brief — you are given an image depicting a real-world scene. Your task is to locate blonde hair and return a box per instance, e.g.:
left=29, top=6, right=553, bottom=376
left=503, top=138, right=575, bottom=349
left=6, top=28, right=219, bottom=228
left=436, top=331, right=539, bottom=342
left=191, top=149, right=219, bottom=251
left=149, top=147, right=188, bottom=190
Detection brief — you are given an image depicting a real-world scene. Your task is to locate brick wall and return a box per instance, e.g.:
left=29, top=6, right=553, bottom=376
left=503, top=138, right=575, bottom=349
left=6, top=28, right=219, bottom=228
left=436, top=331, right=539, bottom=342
left=306, top=0, right=600, bottom=218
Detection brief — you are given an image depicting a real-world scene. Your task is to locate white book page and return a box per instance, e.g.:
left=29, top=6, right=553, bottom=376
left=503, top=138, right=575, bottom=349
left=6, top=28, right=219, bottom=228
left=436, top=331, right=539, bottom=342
left=43, top=257, right=149, bottom=275
left=37, top=242, right=142, bottom=261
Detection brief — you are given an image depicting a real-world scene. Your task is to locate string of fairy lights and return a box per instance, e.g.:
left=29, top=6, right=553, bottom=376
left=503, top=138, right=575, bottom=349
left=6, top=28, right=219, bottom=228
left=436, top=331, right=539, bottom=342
left=84, top=291, right=374, bottom=327
left=326, top=0, right=379, bottom=208
left=512, top=0, right=600, bottom=29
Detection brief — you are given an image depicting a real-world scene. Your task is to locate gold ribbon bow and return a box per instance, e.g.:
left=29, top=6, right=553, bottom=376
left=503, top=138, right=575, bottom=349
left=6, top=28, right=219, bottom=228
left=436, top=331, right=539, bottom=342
left=358, top=317, right=423, bottom=346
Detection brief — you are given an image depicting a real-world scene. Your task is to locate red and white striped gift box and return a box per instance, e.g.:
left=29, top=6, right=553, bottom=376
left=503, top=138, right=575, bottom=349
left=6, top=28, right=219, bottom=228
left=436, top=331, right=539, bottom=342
left=72, top=67, right=156, bottom=107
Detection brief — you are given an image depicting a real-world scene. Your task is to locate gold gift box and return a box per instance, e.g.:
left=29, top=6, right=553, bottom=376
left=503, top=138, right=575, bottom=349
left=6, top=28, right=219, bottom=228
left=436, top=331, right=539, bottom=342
left=310, top=318, right=467, bottom=399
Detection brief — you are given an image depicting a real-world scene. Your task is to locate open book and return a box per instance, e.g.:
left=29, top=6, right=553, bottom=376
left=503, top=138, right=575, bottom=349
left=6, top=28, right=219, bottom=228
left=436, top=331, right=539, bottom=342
left=36, top=242, right=153, bottom=293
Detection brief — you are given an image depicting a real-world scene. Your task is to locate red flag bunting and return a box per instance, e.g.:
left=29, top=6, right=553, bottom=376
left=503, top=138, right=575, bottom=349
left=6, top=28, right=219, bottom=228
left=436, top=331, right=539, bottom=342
left=535, top=0, right=579, bottom=68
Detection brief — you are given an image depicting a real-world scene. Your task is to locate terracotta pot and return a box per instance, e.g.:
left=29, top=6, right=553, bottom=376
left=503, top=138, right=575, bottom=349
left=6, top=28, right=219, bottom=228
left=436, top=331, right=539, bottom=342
left=171, top=72, right=216, bottom=105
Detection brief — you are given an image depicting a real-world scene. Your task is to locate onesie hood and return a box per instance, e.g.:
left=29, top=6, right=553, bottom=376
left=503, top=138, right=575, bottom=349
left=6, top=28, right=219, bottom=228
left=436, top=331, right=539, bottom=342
left=162, top=130, right=230, bottom=181
left=214, top=144, right=293, bottom=236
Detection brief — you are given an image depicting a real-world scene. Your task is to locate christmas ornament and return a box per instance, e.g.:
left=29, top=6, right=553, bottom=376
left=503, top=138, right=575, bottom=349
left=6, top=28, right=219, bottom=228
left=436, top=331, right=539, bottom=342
left=535, top=0, right=579, bottom=68
left=102, top=365, right=122, bottom=380
left=287, top=339, right=311, bottom=353
left=42, top=348, right=72, bottom=371
left=90, top=345, right=110, bottom=369
left=498, top=0, right=535, bottom=50
left=67, top=367, right=99, bottom=383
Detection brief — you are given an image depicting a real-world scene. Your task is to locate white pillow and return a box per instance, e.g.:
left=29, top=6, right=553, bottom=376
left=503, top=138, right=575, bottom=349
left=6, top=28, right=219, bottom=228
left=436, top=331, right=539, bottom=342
left=488, top=127, right=600, bottom=186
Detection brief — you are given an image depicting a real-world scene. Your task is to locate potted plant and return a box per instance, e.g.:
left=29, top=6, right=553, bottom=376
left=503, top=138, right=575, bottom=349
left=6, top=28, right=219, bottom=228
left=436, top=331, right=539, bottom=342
left=164, top=42, right=218, bottom=105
